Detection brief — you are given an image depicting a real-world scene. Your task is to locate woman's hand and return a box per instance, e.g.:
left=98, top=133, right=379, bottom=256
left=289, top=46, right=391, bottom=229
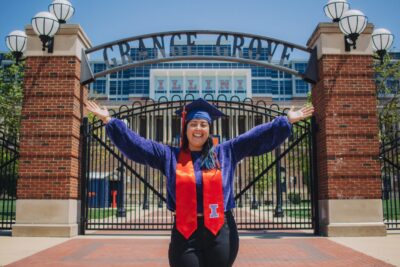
left=287, top=105, right=315, bottom=124
left=86, top=101, right=111, bottom=124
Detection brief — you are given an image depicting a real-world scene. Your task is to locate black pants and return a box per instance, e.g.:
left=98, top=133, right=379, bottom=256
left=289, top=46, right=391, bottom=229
left=168, top=211, right=239, bottom=267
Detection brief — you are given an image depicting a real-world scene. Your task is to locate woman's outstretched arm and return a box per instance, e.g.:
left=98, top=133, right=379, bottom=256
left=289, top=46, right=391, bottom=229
left=86, top=101, right=168, bottom=172
left=223, top=105, right=314, bottom=163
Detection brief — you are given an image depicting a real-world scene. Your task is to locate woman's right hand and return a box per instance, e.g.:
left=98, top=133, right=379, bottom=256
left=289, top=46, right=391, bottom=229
left=86, top=101, right=111, bottom=124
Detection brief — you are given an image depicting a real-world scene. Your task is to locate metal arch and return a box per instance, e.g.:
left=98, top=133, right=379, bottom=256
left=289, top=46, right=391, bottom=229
left=216, top=94, right=228, bottom=102
left=184, top=94, right=196, bottom=102
left=80, top=30, right=319, bottom=85
left=131, top=100, right=143, bottom=110
left=203, top=94, right=215, bottom=101
left=255, top=99, right=268, bottom=108
left=118, top=105, right=130, bottom=114
left=91, top=96, right=290, bottom=125
left=230, top=95, right=241, bottom=103
left=157, top=96, right=169, bottom=103
left=170, top=94, right=183, bottom=103
left=85, top=30, right=311, bottom=54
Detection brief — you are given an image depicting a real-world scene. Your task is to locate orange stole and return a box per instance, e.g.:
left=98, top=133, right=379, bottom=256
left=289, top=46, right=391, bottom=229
left=175, top=149, right=224, bottom=239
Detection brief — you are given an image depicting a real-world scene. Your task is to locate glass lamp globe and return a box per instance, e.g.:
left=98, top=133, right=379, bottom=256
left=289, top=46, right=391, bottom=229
left=372, top=28, right=394, bottom=52
left=324, top=0, right=350, bottom=22
left=49, top=0, right=75, bottom=23
left=6, top=30, right=27, bottom=54
left=31, top=11, right=60, bottom=51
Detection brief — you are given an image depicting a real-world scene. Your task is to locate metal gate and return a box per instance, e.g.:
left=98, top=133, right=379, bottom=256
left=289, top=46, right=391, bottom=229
left=0, top=133, right=18, bottom=230
left=380, top=130, right=400, bottom=229
left=80, top=96, right=317, bottom=233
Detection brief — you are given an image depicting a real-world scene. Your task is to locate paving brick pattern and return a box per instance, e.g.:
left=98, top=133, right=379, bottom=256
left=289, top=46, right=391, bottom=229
left=7, top=237, right=393, bottom=267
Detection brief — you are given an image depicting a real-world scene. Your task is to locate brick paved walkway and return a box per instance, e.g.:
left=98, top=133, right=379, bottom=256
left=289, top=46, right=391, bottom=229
left=6, top=234, right=393, bottom=267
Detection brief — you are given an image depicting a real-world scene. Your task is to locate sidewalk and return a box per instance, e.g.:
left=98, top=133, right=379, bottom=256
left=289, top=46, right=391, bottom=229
left=1, top=230, right=399, bottom=267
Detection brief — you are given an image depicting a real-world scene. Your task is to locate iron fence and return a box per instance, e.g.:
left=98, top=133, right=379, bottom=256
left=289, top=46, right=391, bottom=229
left=0, top=133, right=18, bottom=230
left=80, top=95, right=317, bottom=233
left=380, top=130, right=400, bottom=229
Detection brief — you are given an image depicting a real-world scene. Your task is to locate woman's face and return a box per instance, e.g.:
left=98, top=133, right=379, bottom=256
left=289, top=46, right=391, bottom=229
left=186, top=119, right=210, bottom=151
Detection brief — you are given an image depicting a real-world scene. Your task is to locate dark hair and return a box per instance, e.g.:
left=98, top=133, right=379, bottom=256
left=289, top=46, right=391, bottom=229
left=182, top=123, right=220, bottom=170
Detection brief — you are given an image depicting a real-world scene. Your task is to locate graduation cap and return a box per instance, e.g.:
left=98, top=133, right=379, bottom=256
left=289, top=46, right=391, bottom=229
left=175, top=98, right=225, bottom=124
left=175, top=98, right=225, bottom=147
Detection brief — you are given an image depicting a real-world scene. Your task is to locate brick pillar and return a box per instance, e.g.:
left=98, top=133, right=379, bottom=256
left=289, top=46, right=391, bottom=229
left=307, top=23, right=386, bottom=236
left=12, top=25, right=91, bottom=237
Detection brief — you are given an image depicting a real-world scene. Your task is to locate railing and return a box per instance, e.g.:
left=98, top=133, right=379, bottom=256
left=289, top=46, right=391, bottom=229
left=0, top=133, right=19, bottom=230
left=380, top=131, right=400, bottom=229
left=80, top=95, right=316, bottom=232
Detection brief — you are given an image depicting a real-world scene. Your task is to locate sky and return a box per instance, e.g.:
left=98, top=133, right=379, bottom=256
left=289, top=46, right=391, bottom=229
left=1, top=0, right=399, bottom=54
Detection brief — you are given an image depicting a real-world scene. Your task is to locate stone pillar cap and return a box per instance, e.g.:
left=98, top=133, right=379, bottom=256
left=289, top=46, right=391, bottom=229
left=24, top=24, right=92, bottom=59
left=307, top=22, right=374, bottom=58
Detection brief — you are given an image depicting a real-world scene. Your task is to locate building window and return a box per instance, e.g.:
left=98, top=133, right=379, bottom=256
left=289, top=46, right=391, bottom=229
left=110, top=81, right=118, bottom=95
left=294, top=63, right=307, bottom=73
left=282, top=80, right=292, bottom=95
left=130, top=80, right=149, bottom=95
left=122, top=81, right=130, bottom=95
left=295, top=80, right=310, bottom=94
left=93, top=63, right=106, bottom=73
left=92, top=80, right=106, bottom=94
left=252, top=79, right=272, bottom=94
left=271, top=80, right=279, bottom=95
left=130, top=48, right=158, bottom=61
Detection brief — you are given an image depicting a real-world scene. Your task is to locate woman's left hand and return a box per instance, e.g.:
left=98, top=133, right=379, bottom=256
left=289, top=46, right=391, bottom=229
left=287, top=105, right=315, bottom=124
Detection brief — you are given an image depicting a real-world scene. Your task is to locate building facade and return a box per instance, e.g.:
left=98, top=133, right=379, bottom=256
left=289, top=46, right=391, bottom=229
left=89, top=44, right=311, bottom=106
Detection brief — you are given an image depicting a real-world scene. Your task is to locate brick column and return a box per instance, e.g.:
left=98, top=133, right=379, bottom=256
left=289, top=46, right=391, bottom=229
left=308, top=23, right=386, bottom=236
left=12, top=25, right=91, bottom=237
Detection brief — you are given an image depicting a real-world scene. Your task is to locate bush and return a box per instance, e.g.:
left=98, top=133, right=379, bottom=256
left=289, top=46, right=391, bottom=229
left=288, top=193, right=301, bottom=204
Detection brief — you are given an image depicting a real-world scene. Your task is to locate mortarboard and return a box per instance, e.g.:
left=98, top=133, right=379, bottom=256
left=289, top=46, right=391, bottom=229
left=175, top=98, right=225, bottom=124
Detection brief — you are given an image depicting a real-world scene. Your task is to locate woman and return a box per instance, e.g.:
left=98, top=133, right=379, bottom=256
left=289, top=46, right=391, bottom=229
left=86, top=98, right=314, bottom=267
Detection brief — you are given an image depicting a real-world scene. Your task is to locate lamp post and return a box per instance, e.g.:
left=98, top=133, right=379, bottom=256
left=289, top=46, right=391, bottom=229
left=372, top=28, right=394, bottom=64
left=5, top=30, right=27, bottom=64
left=323, top=0, right=350, bottom=22
left=31, top=11, right=60, bottom=53
left=49, top=0, right=75, bottom=24
left=339, top=9, right=368, bottom=52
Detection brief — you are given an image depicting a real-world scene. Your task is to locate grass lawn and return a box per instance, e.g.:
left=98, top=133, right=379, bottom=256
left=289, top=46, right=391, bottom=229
left=88, top=208, right=131, bottom=220
left=383, top=199, right=400, bottom=219
left=264, top=200, right=312, bottom=219
left=286, top=209, right=311, bottom=219
left=0, top=200, right=16, bottom=221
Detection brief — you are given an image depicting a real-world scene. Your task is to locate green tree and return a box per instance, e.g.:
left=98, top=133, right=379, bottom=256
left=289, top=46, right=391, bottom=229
left=253, top=153, right=276, bottom=193
left=374, top=53, right=400, bottom=142
left=0, top=53, right=24, bottom=137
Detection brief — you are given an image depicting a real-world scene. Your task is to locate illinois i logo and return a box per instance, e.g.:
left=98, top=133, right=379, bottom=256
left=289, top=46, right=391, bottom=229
left=209, top=204, right=219, bottom=218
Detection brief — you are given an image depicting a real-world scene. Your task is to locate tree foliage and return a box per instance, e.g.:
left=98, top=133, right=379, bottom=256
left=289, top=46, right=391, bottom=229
left=374, top=53, right=400, bottom=142
left=0, top=53, right=24, bottom=137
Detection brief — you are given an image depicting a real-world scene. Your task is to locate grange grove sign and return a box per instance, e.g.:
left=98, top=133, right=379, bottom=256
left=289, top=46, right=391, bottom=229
left=80, top=30, right=318, bottom=85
